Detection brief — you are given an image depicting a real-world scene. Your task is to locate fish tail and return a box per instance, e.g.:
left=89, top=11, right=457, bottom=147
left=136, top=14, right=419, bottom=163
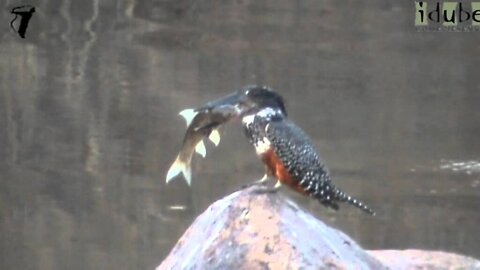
left=166, top=155, right=192, bottom=186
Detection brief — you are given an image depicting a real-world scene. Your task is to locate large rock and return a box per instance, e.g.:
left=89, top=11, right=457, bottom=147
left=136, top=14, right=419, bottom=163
left=157, top=186, right=480, bottom=269
left=158, top=186, right=385, bottom=269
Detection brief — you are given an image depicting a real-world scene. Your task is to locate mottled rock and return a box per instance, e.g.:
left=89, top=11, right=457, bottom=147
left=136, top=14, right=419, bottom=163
left=157, top=186, right=480, bottom=269
left=157, top=186, right=385, bottom=270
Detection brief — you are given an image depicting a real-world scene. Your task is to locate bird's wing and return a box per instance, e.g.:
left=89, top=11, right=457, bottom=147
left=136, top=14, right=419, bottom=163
left=265, top=119, right=375, bottom=215
left=265, top=120, right=333, bottom=196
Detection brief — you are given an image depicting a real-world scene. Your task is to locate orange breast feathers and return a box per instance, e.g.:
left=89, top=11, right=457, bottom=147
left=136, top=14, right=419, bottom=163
left=260, top=149, right=306, bottom=194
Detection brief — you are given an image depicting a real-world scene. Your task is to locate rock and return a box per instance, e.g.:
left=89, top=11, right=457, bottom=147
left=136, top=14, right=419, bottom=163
left=369, top=249, right=480, bottom=270
left=157, top=186, right=480, bottom=269
left=157, top=186, right=386, bottom=270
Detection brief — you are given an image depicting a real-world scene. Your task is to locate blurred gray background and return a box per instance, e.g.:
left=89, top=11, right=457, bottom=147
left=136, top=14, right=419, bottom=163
left=1, top=0, right=479, bottom=269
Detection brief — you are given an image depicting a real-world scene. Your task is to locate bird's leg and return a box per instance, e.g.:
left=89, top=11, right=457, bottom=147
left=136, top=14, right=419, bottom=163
left=255, top=173, right=270, bottom=184
left=252, top=180, right=282, bottom=194
left=241, top=174, right=270, bottom=189
left=242, top=165, right=274, bottom=189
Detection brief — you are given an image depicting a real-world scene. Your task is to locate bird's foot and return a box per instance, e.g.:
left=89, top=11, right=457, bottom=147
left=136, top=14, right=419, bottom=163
left=251, top=181, right=282, bottom=194
left=241, top=174, right=270, bottom=189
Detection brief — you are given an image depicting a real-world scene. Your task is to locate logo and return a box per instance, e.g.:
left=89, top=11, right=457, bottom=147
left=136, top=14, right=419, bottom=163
left=415, top=1, right=480, bottom=32
left=10, top=5, right=35, bottom=38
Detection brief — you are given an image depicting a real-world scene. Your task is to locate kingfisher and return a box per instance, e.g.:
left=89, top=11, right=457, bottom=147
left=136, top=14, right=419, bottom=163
left=167, top=85, right=375, bottom=215
left=212, top=85, right=375, bottom=215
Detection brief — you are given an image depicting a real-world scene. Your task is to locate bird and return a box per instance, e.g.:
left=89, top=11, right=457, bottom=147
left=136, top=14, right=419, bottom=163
left=232, top=85, right=375, bottom=215
left=167, top=85, right=375, bottom=215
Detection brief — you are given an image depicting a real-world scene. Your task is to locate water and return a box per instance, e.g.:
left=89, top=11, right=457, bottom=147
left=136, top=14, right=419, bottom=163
left=0, top=1, right=479, bottom=269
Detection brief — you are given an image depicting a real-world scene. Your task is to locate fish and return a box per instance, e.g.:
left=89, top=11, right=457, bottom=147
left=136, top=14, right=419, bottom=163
left=178, top=108, right=221, bottom=155
left=165, top=104, right=240, bottom=185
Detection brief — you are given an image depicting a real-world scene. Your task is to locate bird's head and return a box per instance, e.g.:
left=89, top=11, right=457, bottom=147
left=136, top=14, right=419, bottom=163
left=202, top=85, right=287, bottom=119
left=238, top=85, right=287, bottom=117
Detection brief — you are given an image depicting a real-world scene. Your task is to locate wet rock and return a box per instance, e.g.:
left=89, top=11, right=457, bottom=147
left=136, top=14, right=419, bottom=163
left=157, top=186, right=480, bottom=269
left=157, top=186, right=386, bottom=270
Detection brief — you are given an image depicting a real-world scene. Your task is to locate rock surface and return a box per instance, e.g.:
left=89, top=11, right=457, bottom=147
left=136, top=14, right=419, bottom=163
left=157, top=186, right=480, bottom=270
left=158, top=186, right=385, bottom=269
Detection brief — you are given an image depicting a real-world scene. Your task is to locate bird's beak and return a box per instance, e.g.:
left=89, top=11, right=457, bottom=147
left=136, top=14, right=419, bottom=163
left=199, top=91, right=250, bottom=116
left=203, top=91, right=244, bottom=107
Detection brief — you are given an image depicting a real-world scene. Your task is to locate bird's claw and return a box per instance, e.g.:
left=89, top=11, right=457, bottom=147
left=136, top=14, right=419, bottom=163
left=241, top=174, right=271, bottom=189
left=251, top=187, right=280, bottom=194
left=250, top=181, right=282, bottom=194
left=241, top=180, right=268, bottom=189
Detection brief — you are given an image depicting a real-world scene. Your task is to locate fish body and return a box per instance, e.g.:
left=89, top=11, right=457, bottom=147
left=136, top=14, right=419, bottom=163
left=166, top=105, right=239, bottom=185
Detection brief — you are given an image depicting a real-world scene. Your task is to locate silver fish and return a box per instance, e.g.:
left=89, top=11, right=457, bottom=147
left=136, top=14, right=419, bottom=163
left=166, top=104, right=240, bottom=185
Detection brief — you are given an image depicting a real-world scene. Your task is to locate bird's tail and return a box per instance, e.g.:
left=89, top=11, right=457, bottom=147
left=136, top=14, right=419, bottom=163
left=166, top=155, right=192, bottom=186
left=334, top=189, right=376, bottom=216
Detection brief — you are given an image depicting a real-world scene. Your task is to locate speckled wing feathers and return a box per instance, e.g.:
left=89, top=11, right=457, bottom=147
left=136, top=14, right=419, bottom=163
left=265, top=121, right=333, bottom=196
left=265, top=120, right=375, bottom=215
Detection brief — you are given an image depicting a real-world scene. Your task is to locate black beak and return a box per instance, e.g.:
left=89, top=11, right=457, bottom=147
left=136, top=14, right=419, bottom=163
left=202, top=91, right=244, bottom=108
left=197, top=91, right=250, bottom=115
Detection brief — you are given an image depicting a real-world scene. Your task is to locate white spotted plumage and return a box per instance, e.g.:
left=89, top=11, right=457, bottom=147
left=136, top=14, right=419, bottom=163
left=243, top=112, right=375, bottom=215
left=238, top=86, right=375, bottom=215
